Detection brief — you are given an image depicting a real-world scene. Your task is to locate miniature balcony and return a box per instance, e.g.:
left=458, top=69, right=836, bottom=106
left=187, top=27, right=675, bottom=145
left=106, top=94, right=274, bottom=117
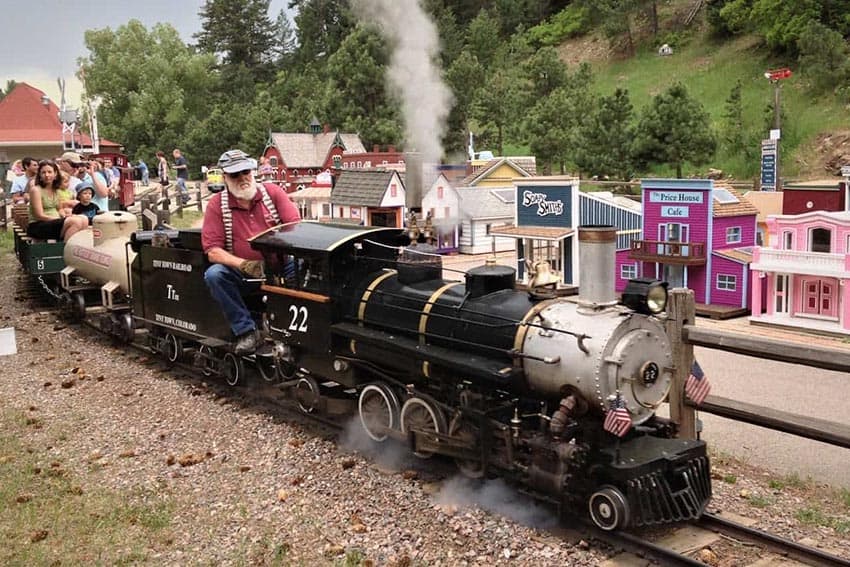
left=629, top=240, right=707, bottom=265
left=751, top=248, right=848, bottom=278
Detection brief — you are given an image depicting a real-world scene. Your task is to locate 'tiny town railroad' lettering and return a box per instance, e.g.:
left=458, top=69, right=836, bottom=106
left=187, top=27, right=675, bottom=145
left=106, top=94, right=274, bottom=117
left=155, top=313, right=198, bottom=332
left=153, top=260, right=193, bottom=272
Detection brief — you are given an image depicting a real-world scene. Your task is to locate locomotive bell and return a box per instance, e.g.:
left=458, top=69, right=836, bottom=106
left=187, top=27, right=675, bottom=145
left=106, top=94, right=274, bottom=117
left=528, top=261, right=560, bottom=288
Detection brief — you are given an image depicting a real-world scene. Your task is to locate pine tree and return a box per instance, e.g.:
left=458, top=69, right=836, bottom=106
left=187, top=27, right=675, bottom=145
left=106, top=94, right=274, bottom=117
left=722, top=80, right=745, bottom=153
left=576, top=88, right=635, bottom=180
left=195, top=0, right=278, bottom=78
left=633, top=83, right=717, bottom=178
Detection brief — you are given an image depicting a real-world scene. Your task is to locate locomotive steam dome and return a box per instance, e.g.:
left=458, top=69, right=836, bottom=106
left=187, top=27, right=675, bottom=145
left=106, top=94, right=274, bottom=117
left=465, top=260, right=516, bottom=299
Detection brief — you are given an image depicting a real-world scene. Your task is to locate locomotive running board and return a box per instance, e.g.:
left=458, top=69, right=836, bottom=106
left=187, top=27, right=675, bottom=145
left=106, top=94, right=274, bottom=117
left=331, top=322, right=521, bottom=385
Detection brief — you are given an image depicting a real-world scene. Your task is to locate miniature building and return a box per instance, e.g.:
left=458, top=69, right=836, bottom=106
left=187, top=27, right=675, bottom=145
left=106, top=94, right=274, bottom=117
left=750, top=210, right=850, bottom=335
left=630, top=179, right=758, bottom=311
left=420, top=172, right=460, bottom=253
left=781, top=179, right=848, bottom=215
left=0, top=82, right=120, bottom=162
left=330, top=170, right=405, bottom=227
left=263, top=119, right=366, bottom=192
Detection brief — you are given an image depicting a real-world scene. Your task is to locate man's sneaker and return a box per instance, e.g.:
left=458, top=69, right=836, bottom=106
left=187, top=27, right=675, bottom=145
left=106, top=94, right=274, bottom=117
left=233, top=330, right=259, bottom=355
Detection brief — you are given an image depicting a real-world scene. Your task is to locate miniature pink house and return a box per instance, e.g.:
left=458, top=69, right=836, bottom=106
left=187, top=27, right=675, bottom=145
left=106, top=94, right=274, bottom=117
left=750, top=210, right=850, bottom=335
left=629, top=179, right=758, bottom=310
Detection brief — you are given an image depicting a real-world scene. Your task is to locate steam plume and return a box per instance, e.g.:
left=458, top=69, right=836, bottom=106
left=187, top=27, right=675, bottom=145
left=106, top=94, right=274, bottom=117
left=352, top=0, right=453, bottom=166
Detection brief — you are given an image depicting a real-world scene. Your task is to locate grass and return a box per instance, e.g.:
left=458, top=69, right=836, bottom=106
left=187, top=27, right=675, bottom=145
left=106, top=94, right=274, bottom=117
left=0, top=229, right=12, bottom=254
left=164, top=209, right=203, bottom=229
left=0, top=408, right=175, bottom=565
left=796, top=506, right=850, bottom=534
left=589, top=32, right=850, bottom=180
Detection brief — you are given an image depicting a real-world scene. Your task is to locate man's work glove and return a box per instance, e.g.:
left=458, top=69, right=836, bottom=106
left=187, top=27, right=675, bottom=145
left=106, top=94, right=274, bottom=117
left=239, top=260, right=265, bottom=279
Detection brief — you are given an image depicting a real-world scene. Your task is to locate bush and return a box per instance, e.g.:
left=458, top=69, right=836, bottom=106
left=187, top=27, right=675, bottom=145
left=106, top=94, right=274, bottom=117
left=527, top=4, right=592, bottom=46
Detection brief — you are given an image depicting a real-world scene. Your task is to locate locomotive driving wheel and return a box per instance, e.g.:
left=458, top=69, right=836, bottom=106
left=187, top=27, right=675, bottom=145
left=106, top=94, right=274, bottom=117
left=222, top=353, right=243, bottom=386
left=255, top=352, right=280, bottom=383
left=294, top=376, right=321, bottom=413
left=451, top=421, right=484, bottom=478
left=588, top=486, right=630, bottom=531
left=119, top=312, right=134, bottom=344
left=358, top=383, right=400, bottom=442
left=400, top=396, right=447, bottom=459
left=198, top=345, right=215, bottom=377
left=162, top=333, right=182, bottom=364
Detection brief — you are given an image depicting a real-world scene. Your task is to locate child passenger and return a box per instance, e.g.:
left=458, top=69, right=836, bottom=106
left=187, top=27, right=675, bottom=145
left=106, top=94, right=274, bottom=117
left=72, top=181, right=100, bottom=224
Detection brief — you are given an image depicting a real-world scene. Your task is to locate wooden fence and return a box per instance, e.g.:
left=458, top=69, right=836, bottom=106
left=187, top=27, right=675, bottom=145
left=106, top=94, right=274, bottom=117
left=666, top=288, right=850, bottom=449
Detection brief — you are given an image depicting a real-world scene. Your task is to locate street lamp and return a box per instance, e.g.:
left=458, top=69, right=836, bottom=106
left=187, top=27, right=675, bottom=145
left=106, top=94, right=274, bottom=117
left=763, top=68, right=792, bottom=191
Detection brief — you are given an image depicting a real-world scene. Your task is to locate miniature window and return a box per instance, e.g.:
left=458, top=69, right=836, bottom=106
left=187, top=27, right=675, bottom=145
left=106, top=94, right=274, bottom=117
left=437, top=186, right=444, bottom=200
left=621, top=263, right=638, bottom=280
left=292, top=169, right=299, bottom=177
left=726, top=226, right=741, bottom=244
left=332, top=155, right=341, bottom=168
left=322, top=203, right=331, bottom=217
left=269, top=156, right=278, bottom=167
left=716, top=274, right=736, bottom=291
left=444, top=206, right=450, bottom=218
left=782, top=231, right=793, bottom=250
left=810, top=227, right=831, bottom=253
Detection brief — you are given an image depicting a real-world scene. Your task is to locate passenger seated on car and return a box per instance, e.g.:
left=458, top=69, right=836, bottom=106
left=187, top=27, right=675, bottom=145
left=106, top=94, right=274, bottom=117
left=201, top=149, right=300, bottom=355
left=71, top=182, right=101, bottom=224
left=26, top=160, right=88, bottom=241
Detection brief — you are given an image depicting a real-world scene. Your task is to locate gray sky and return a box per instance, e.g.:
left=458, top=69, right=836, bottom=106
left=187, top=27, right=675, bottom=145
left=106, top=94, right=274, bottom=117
left=0, top=0, right=291, bottom=108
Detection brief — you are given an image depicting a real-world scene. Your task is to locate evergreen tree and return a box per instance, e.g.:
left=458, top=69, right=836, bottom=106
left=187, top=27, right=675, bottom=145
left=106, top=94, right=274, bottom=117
left=465, top=9, right=502, bottom=69
left=721, top=80, right=746, bottom=153
left=471, top=66, right=524, bottom=156
left=195, top=0, right=278, bottom=81
left=322, top=26, right=403, bottom=148
left=522, top=46, right=567, bottom=100
left=291, top=0, right=355, bottom=66
left=273, top=8, right=298, bottom=66
left=0, top=80, right=17, bottom=101
left=633, top=83, right=717, bottom=178
left=797, top=20, right=850, bottom=95
left=445, top=49, right=485, bottom=156
left=575, top=88, right=635, bottom=180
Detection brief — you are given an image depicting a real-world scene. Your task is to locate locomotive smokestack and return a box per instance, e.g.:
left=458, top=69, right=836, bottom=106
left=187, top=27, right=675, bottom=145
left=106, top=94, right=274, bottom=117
left=404, top=151, right=423, bottom=212
left=578, top=225, right=617, bottom=306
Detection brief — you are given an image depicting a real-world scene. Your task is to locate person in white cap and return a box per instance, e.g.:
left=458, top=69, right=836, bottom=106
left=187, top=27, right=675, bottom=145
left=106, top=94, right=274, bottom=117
left=201, top=149, right=300, bottom=355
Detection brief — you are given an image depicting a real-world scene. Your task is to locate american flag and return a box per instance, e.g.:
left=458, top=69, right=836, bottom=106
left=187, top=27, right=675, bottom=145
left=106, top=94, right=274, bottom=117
left=685, top=359, right=711, bottom=406
left=603, top=393, right=632, bottom=437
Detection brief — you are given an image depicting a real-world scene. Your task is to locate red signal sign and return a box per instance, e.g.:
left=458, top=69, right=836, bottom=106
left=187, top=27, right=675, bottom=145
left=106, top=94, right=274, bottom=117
left=765, top=68, right=792, bottom=81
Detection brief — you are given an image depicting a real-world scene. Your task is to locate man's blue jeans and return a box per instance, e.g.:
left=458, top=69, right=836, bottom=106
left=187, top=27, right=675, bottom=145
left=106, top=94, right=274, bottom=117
left=177, top=177, right=189, bottom=201
left=204, top=264, right=259, bottom=337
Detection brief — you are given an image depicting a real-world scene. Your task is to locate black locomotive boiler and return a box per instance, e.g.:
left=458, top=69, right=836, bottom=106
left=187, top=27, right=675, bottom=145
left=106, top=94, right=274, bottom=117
left=63, top=219, right=711, bottom=531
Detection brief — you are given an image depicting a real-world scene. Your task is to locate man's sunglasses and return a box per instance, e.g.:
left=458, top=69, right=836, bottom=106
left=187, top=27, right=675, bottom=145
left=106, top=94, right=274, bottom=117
left=226, top=169, right=253, bottom=179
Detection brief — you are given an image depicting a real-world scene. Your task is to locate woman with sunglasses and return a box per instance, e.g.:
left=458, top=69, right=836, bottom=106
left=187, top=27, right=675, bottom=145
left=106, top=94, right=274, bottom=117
left=26, top=160, right=88, bottom=241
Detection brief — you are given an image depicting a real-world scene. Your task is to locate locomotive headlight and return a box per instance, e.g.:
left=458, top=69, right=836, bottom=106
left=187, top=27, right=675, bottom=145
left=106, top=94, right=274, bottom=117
left=621, top=278, right=668, bottom=315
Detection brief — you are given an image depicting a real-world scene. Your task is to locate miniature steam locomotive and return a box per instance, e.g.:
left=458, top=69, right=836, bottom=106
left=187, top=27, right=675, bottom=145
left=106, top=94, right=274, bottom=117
left=14, top=216, right=711, bottom=531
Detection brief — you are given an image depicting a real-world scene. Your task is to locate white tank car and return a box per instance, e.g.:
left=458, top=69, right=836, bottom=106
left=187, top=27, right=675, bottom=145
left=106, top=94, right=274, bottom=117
left=520, top=302, right=672, bottom=425
left=63, top=211, right=138, bottom=294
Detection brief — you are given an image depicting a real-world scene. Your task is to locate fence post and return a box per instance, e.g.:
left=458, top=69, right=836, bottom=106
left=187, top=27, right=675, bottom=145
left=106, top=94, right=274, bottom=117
left=665, top=287, right=696, bottom=439
left=140, top=196, right=151, bottom=230
left=196, top=182, right=203, bottom=212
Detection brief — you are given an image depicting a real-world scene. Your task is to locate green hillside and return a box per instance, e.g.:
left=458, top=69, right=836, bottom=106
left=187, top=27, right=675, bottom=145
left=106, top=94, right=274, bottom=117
left=567, top=24, right=850, bottom=181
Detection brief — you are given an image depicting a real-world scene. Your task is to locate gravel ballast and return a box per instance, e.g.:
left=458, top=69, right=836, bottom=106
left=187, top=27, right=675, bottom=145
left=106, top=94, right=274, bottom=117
left=1, top=253, right=848, bottom=565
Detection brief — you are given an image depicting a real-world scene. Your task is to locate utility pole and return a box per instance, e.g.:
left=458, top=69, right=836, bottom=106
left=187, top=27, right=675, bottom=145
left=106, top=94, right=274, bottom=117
left=763, top=68, right=792, bottom=191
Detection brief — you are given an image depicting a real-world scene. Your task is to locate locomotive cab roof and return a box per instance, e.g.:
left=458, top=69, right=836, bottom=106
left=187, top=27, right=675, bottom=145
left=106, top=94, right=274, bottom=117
left=250, top=221, right=405, bottom=255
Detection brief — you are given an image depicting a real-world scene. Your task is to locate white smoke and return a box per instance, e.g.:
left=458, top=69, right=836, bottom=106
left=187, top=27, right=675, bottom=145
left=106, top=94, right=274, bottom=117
left=352, top=0, right=453, bottom=166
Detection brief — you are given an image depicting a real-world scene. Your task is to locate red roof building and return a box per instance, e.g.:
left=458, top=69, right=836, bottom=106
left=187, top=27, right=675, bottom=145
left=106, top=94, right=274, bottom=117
left=0, top=82, right=120, bottom=164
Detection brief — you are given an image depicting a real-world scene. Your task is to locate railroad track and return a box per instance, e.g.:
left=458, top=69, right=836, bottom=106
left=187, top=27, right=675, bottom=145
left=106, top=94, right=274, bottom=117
left=587, top=511, right=850, bottom=566
left=20, top=278, right=850, bottom=566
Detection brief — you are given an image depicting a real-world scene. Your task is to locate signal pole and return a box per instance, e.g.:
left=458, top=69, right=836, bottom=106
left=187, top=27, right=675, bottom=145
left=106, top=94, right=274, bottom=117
left=763, top=68, right=792, bottom=190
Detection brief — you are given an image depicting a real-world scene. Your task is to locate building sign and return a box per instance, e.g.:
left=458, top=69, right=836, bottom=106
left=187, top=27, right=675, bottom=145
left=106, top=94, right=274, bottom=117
left=516, top=184, right=573, bottom=228
left=761, top=139, right=777, bottom=191
left=648, top=191, right=704, bottom=204
left=661, top=206, right=690, bottom=218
